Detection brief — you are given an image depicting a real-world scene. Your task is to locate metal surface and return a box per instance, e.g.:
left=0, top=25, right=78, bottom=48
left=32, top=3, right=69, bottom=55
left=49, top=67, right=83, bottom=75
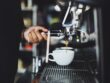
left=40, top=61, right=98, bottom=83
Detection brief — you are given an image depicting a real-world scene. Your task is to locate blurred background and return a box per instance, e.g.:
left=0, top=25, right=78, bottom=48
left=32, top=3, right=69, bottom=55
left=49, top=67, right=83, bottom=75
left=15, top=0, right=60, bottom=83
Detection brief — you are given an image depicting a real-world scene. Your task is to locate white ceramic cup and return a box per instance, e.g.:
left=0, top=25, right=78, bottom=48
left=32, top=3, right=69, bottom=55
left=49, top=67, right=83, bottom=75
left=48, top=47, right=75, bottom=66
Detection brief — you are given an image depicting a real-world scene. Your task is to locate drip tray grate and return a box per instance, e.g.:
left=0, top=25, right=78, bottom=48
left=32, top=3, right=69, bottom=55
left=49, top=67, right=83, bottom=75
left=40, top=64, right=98, bottom=83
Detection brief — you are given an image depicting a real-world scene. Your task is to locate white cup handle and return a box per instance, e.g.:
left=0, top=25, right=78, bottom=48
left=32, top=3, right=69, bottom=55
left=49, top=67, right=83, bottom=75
left=48, top=53, right=55, bottom=62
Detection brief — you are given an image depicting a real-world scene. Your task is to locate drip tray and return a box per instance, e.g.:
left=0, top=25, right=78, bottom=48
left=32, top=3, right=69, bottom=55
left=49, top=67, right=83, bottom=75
left=40, top=63, right=98, bottom=83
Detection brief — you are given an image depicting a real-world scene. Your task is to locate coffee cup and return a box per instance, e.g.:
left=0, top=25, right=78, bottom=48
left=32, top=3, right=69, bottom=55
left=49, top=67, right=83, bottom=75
left=48, top=47, right=75, bottom=66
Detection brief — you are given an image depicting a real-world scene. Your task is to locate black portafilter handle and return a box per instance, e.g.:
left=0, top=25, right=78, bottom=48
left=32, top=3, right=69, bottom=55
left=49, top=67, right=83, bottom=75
left=50, top=30, right=64, bottom=36
left=44, top=30, right=77, bottom=37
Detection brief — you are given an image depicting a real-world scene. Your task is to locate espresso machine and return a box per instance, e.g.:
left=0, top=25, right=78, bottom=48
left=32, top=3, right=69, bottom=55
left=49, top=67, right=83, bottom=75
left=32, top=0, right=104, bottom=83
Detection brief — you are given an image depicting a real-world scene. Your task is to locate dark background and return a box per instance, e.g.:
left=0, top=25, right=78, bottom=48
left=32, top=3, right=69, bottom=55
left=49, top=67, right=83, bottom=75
left=102, top=2, right=110, bottom=83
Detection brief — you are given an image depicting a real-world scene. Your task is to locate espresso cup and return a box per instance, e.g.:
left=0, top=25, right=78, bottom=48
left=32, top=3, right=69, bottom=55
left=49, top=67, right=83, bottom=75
left=48, top=47, right=75, bottom=66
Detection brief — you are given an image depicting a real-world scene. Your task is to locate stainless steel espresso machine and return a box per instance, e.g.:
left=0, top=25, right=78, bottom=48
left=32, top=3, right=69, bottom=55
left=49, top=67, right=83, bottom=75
left=32, top=0, right=104, bottom=83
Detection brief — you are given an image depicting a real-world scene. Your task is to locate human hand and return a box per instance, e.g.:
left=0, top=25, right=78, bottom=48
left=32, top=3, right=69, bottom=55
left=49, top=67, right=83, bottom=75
left=24, top=26, right=48, bottom=43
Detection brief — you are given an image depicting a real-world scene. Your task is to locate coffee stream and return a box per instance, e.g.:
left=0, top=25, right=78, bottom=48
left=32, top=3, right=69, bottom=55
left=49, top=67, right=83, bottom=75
left=65, top=39, right=69, bottom=53
left=65, top=39, right=69, bottom=47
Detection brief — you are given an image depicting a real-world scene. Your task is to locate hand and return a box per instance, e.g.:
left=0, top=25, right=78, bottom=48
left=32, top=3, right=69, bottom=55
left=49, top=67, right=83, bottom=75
left=24, top=26, right=48, bottom=43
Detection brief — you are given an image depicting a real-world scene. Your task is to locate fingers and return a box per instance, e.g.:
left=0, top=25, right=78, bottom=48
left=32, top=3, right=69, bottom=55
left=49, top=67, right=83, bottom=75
left=41, top=32, right=48, bottom=40
left=28, top=31, right=39, bottom=43
left=35, top=31, right=43, bottom=42
left=24, top=26, right=48, bottom=43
